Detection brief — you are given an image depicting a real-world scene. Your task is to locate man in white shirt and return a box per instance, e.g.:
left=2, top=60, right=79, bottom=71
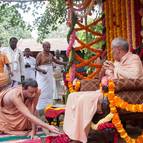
left=24, top=48, right=36, bottom=80
left=1, top=37, right=25, bottom=86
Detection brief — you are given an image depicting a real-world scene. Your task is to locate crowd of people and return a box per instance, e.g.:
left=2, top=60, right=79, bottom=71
left=0, top=37, right=143, bottom=142
left=0, top=37, right=65, bottom=137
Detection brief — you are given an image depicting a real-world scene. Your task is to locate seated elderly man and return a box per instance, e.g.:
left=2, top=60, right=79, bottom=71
left=63, top=37, right=143, bottom=143
left=0, top=79, right=59, bottom=138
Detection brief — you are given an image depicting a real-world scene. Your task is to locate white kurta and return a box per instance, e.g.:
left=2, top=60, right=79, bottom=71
left=1, top=47, right=25, bottom=82
left=24, top=56, right=36, bottom=80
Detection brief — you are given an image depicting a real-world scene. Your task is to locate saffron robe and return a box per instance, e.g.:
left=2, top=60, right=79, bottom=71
left=0, top=86, right=39, bottom=135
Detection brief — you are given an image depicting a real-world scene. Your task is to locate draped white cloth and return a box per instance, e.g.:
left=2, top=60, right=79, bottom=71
left=36, top=64, right=58, bottom=110
left=24, top=56, right=36, bottom=80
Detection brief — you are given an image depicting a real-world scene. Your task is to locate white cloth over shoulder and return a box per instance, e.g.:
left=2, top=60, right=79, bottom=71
left=24, top=56, right=36, bottom=80
left=36, top=64, right=58, bottom=110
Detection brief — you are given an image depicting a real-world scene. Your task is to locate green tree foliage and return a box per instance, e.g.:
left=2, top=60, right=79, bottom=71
left=0, top=4, right=31, bottom=46
left=36, top=0, right=66, bottom=42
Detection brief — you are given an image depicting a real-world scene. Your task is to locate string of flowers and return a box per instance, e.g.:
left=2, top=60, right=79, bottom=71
left=68, top=0, right=94, bottom=18
left=75, top=36, right=102, bottom=53
left=104, top=0, right=110, bottom=61
left=121, top=0, right=127, bottom=39
left=103, top=80, right=143, bottom=143
left=131, top=0, right=136, bottom=49
left=112, top=0, right=116, bottom=38
left=127, top=0, right=133, bottom=49
left=76, top=22, right=103, bottom=36
left=66, top=30, right=76, bottom=57
left=65, top=2, right=78, bottom=93
left=75, top=37, right=103, bottom=51
left=65, top=0, right=105, bottom=90
left=75, top=66, right=101, bottom=79
left=125, top=0, right=130, bottom=45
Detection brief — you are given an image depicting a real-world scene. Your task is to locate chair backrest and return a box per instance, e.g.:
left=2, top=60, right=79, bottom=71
left=113, top=79, right=143, bottom=104
left=80, top=78, right=143, bottom=104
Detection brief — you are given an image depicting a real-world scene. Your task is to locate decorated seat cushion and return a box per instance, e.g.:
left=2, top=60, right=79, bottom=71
left=80, top=78, right=100, bottom=91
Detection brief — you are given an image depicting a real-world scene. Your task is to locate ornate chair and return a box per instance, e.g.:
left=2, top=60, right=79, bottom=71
left=80, top=78, right=143, bottom=126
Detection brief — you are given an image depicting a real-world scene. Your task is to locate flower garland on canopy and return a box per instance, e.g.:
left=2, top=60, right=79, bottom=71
left=131, top=0, right=136, bottom=49
left=65, top=0, right=105, bottom=93
left=104, top=0, right=138, bottom=61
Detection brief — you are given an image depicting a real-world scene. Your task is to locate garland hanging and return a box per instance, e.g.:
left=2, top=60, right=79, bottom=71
left=92, top=80, right=143, bottom=143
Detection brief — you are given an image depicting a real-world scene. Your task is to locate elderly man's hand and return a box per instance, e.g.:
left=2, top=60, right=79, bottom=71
left=103, top=61, right=114, bottom=71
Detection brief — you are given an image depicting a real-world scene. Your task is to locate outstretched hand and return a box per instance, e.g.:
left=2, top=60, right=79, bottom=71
left=27, top=130, right=36, bottom=139
left=48, top=125, right=61, bottom=134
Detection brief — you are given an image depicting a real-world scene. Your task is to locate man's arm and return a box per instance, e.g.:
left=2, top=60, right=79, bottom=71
left=12, top=95, right=59, bottom=134
left=19, top=51, right=25, bottom=81
left=3, top=54, right=13, bottom=76
left=52, top=57, right=67, bottom=66
left=5, top=64, right=13, bottom=76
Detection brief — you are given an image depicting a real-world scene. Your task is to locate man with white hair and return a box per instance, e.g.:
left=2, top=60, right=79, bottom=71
left=63, top=37, right=143, bottom=143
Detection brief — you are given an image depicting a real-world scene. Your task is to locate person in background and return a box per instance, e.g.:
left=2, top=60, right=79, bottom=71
left=1, top=37, right=25, bottom=86
left=0, top=52, right=12, bottom=90
left=36, top=41, right=66, bottom=112
left=24, top=48, right=36, bottom=80
left=0, top=79, right=59, bottom=138
left=53, top=50, right=64, bottom=101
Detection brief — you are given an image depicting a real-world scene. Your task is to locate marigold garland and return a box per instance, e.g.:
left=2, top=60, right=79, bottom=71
left=76, top=22, right=103, bottom=36
left=131, top=0, right=136, bottom=48
left=125, top=0, right=130, bottom=46
left=112, top=0, right=116, bottom=38
left=65, top=0, right=105, bottom=90
left=102, top=80, right=143, bottom=143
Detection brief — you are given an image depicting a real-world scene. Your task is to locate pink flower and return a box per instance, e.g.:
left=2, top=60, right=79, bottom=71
left=101, top=76, right=108, bottom=86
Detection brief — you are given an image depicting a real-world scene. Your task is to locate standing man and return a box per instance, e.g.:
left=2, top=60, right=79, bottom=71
left=36, top=41, right=66, bottom=111
left=53, top=50, right=64, bottom=100
left=24, top=48, right=36, bottom=80
left=1, top=37, right=25, bottom=86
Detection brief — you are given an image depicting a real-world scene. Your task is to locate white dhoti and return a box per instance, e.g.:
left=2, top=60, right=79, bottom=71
left=36, top=65, right=58, bottom=110
left=25, top=68, right=35, bottom=80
